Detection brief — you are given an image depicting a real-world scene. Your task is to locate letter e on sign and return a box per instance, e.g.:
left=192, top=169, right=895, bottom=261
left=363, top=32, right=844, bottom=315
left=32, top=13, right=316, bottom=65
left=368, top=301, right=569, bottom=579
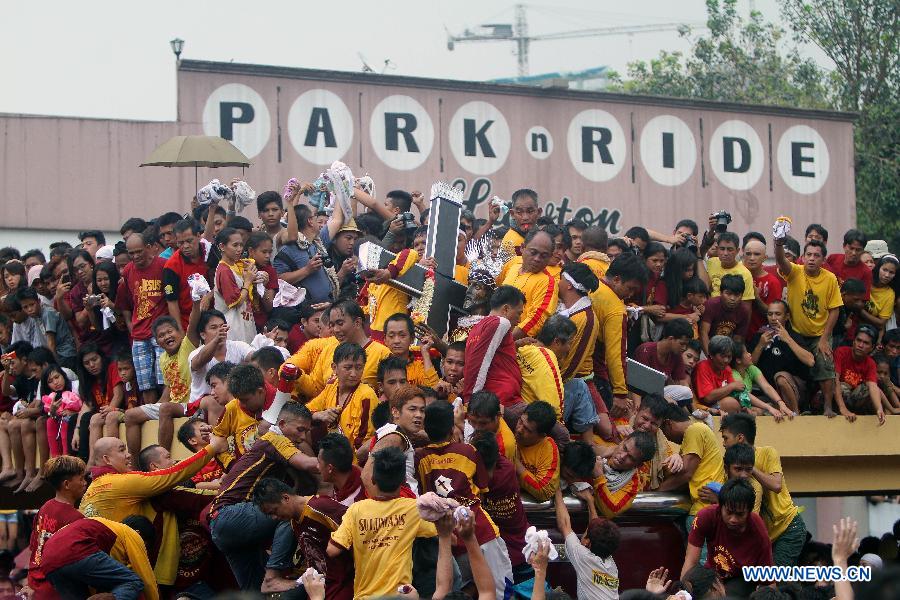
left=448, top=101, right=510, bottom=175
left=370, top=95, right=434, bottom=170
left=639, top=115, right=696, bottom=186
left=777, top=125, right=829, bottom=194
left=709, top=120, right=764, bottom=191
left=525, top=126, right=554, bottom=160
left=203, top=83, right=271, bottom=159
left=566, top=109, right=625, bottom=182
left=288, top=89, right=353, bottom=166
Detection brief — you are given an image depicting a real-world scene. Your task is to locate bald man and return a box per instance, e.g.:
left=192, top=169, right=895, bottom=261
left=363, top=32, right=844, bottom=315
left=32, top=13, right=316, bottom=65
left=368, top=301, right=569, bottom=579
left=577, top=227, right=611, bottom=279
left=741, top=237, right=784, bottom=338
left=79, top=433, right=226, bottom=586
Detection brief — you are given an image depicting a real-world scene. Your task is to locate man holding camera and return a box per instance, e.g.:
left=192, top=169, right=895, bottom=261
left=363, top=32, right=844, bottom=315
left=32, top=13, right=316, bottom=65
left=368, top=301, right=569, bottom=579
left=700, top=214, right=754, bottom=310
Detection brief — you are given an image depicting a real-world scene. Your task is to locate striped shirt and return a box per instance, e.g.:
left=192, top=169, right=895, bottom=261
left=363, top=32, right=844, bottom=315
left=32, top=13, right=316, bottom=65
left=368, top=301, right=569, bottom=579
left=501, top=267, right=558, bottom=336
left=517, top=437, right=560, bottom=502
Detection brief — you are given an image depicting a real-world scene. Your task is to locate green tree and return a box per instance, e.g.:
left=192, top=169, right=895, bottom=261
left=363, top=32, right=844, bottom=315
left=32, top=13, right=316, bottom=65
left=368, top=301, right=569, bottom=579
left=780, top=0, right=900, bottom=244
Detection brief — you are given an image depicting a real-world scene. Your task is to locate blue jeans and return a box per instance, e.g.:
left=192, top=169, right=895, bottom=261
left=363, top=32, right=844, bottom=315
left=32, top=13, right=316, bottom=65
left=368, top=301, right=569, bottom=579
left=563, top=378, right=599, bottom=433
left=47, top=551, right=143, bottom=600
left=210, top=502, right=278, bottom=591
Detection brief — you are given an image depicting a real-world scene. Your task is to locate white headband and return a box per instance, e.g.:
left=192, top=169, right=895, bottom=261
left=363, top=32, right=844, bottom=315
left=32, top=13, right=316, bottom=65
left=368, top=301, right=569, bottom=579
left=563, top=272, right=587, bottom=293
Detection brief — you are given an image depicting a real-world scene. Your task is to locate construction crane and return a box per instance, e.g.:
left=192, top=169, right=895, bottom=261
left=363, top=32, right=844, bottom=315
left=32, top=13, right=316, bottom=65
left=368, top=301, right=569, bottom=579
left=447, top=4, right=704, bottom=77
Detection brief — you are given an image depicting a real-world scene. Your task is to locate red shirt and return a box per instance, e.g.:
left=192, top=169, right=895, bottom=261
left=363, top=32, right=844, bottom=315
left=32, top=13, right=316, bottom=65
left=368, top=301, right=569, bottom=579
left=748, top=272, right=784, bottom=338
left=35, top=517, right=118, bottom=575
left=825, top=254, right=873, bottom=298
left=253, top=264, right=280, bottom=331
left=163, top=249, right=209, bottom=330
left=701, top=297, right=750, bottom=339
left=462, top=315, right=523, bottom=407
left=29, top=499, right=85, bottom=595
left=833, top=345, right=877, bottom=388
left=693, top=360, right=734, bottom=405
left=634, top=342, right=687, bottom=384
left=116, top=257, right=168, bottom=341
left=480, top=455, right=530, bottom=566
left=688, top=504, right=773, bottom=580
left=332, top=465, right=366, bottom=507
left=287, top=324, right=310, bottom=355
left=191, top=457, right=225, bottom=485
left=646, top=273, right=668, bottom=307
left=88, top=362, right=124, bottom=410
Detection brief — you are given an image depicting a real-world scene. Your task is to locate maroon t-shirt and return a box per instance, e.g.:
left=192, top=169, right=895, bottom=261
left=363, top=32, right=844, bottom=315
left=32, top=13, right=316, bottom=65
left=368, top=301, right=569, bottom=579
left=462, top=315, right=522, bottom=407
left=253, top=263, right=280, bottom=331
left=646, top=273, right=668, bottom=307
left=480, top=455, right=530, bottom=566
left=701, top=297, right=750, bottom=338
left=331, top=465, right=366, bottom=506
left=825, top=254, right=872, bottom=297
left=36, top=518, right=118, bottom=575
left=163, top=249, right=209, bottom=330
left=688, top=504, right=773, bottom=581
left=634, top=342, right=687, bottom=384
left=116, top=257, right=167, bottom=341
left=29, top=499, right=85, bottom=593
left=293, top=496, right=354, bottom=600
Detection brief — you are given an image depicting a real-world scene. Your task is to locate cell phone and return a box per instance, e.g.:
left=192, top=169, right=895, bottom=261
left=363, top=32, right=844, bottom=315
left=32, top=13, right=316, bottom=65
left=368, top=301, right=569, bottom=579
left=60, top=274, right=70, bottom=284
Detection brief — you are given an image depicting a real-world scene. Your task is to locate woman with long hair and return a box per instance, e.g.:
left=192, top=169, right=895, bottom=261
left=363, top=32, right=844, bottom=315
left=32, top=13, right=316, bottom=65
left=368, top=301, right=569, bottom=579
left=863, top=254, right=900, bottom=338
left=86, top=261, right=128, bottom=353
left=0, top=261, right=26, bottom=302
left=55, top=250, right=97, bottom=344
left=72, top=343, right=125, bottom=466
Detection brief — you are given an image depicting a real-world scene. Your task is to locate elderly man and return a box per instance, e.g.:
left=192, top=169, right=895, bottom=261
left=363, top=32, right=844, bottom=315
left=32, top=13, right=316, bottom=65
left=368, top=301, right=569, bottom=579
left=79, top=432, right=225, bottom=586
left=500, top=229, right=559, bottom=340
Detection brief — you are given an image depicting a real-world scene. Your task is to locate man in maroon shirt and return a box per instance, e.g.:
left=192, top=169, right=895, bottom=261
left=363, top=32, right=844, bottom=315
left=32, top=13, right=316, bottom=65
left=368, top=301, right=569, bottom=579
left=28, top=456, right=87, bottom=597
left=742, top=238, right=784, bottom=339
left=462, top=285, right=526, bottom=407
left=682, top=478, right=773, bottom=596
left=253, top=477, right=353, bottom=600
left=317, top=432, right=366, bottom=506
left=700, top=275, right=750, bottom=356
left=163, top=218, right=209, bottom=331
left=286, top=301, right=328, bottom=354
left=825, top=229, right=872, bottom=297
left=634, top=318, right=692, bottom=386
left=117, top=232, right=169, bottom=404
left=471, top=430, right=531, bottom=580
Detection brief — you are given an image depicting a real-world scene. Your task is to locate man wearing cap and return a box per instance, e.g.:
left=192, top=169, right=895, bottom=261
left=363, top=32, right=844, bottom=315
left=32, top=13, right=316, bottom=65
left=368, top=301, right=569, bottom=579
left=95, top=245, right=116, bottom=264
left=330, top=219, right=362, bottom=303
left=27, top=266, right=53, bottom=309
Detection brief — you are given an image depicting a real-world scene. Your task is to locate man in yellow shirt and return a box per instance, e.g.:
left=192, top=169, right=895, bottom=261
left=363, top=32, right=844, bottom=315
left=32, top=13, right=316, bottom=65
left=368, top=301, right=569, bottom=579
left=658, top=403, right=725, bottom=565
left=774, top=236, right=846, bottom=418
left=80, top=434, right=224, bottom=586
left=590, top=253, right=649, bottom=420
left=285, top=301, right=391, bottom=400
left=307, top=342, right=378, bottom=452
left=720, top=413, right=806, bottom=566
left=577, top=226, right=611, bottom=278
left=383, top=313, right=440, bottom=387
left=514, top=401, right=561, bottom=502
left=501, top=188, right=542, bottom=257
left=702, top=231, right=755, bottom=308
left=328, top=446, right=437, bottom=599
left=501, top=229, right=559, bottom=340
left=466, top=391, right=517, bottom=464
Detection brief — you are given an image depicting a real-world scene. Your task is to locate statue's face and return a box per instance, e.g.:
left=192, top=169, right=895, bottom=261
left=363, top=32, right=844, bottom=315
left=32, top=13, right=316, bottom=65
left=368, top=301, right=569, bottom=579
left=464, top=281, right=491, bottom=310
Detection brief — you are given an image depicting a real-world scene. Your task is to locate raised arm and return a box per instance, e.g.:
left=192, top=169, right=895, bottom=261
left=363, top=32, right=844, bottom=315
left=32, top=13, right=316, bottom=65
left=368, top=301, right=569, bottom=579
left=553, top=488, right=573, bottom=537
left=774, top=237, right=792, bottom=277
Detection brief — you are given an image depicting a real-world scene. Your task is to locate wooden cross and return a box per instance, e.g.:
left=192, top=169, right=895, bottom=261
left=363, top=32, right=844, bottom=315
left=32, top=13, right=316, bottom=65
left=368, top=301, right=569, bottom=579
left=357, top=182, right=467, bottom=338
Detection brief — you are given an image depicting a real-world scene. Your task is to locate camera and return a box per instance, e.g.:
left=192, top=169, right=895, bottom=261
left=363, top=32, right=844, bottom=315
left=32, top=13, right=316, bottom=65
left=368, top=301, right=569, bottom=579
left=316, top=248, right=333, bottom=269
left=684, top=236, right=699, bottom=255
left=398, top=212, right=419, bottom=230
left=85, top=294, right=102, bottom=306
left=712, top=210, right=732, bottom=232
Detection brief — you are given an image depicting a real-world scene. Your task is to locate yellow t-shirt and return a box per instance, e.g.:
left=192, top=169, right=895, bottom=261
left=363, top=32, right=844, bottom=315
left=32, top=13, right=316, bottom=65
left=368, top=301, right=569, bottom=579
left=212, top=399, right=260, bottom=468
left=501, top=228, right=525, bottom=256
left=454, top=264, right=469, bottom=286
left=706, top=258, right=755, bottom=300
left=501, top=267, right=559, bottom=336
left=680, top=422, right=725, bottom=515
left=291, top=338, right=391, bottom=400
left=780, top=263, right=843, bottom=337
left=287, top=336, right=334, bottom=374
left=755, top=445, right=799, bottom=540
left=331, top=497, right=437, bottom=600
left=868, top=285, right=895, bottom=321
left=160, top=337, right=196, bottom=405
left=559, top=303, right=599, bottom=380
left=306, top=381, right=379, bottom=450
left=589, top=281, right=628, bottom=397
left=578, top=252, right=611, bottom=279
left=496, top=418, right=517, bottom=464
left=517, top=437, right=560, bottom=502
left=516, top=345, right=564, bottom=419
left=405, top=351, right=440, bottom=388
left=370, top=249, right=419, bottom=332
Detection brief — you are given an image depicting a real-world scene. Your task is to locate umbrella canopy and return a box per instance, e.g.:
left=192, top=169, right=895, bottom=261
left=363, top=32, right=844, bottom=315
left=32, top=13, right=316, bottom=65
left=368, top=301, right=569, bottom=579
left=140, top=135, right=250, bottom=168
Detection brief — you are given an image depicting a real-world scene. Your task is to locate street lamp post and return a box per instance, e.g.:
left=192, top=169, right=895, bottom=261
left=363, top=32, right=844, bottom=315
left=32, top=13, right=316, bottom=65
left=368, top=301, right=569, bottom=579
left=169, top=38, right=184, bottom=121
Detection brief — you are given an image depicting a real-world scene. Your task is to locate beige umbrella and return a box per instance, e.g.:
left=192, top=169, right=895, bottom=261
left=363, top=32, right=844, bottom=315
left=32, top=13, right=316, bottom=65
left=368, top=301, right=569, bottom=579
left=140, top=134, right=251, bottom=192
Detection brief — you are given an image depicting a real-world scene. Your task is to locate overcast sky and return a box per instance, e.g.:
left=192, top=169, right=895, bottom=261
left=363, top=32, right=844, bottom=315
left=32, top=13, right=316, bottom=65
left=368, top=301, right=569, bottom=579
left=2, top=0, right=828, bottom=121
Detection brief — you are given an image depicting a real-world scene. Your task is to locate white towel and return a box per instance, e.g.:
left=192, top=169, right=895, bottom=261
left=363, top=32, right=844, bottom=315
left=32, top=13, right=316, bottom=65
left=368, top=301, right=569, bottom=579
left=522, top=526, right=559, bottom=563
left=187, top=273, right=211, bottom=301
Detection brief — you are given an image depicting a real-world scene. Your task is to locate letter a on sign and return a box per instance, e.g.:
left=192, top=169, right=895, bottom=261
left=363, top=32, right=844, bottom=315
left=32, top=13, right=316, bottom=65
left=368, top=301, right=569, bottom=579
left=370, top=95, right=434, bottom=170
left=288, top=89, right=353, bottom=166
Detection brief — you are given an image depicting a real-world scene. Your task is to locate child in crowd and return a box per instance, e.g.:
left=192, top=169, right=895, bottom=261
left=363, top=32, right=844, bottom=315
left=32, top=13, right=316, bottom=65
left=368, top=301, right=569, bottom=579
left=729, top=341, right=791, bottom=420
left=177, top=418, right=225, bottom=490
left=40, top=365, right=81, bottom=457
left=383, top=313, right=439, bottom=387
left=669, top=278, right=710, bottom=338
left=700, top=274, right=750, bottom=356
left=18, top=287, right=77, bottom=369
left=246, top=231, right=278, bottom=332
left=213, top=228, right=258, bottom=344
left=873, top=354, right=900, bottom=414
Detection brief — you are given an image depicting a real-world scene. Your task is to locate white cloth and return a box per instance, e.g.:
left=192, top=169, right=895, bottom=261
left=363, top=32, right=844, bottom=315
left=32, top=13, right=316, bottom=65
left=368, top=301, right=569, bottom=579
left=101, top=306, right=117, bottom=330
left=273, top=278, right=306, bottom=308
left=187, top=340, right=254, bottom=402
left=416, top=492, right=460, bottom=522
left=232, top=180, right=256, bottom=212
left=213, top=269, right=257, bottom=345
left=557, top=296, right=592, bottom=318
left=196, top=179, right=232, bottom=205
left=187, top=273, right=211, bottom=301
left=250, top=334, right=290, bottom=359
left=375, top=423, right=417, bottom=496
left=297, top=567, right=324, bottom=588
left=772, top=217, right=792, bottom=240
left=522, top=526, right=559, bottom=563
left=565, top=531, right=619, bottom=600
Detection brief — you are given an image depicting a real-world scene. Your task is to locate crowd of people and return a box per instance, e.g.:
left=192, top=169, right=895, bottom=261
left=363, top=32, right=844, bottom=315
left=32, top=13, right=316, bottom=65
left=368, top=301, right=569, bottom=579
left=0, top=177, right=898, bottom=600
